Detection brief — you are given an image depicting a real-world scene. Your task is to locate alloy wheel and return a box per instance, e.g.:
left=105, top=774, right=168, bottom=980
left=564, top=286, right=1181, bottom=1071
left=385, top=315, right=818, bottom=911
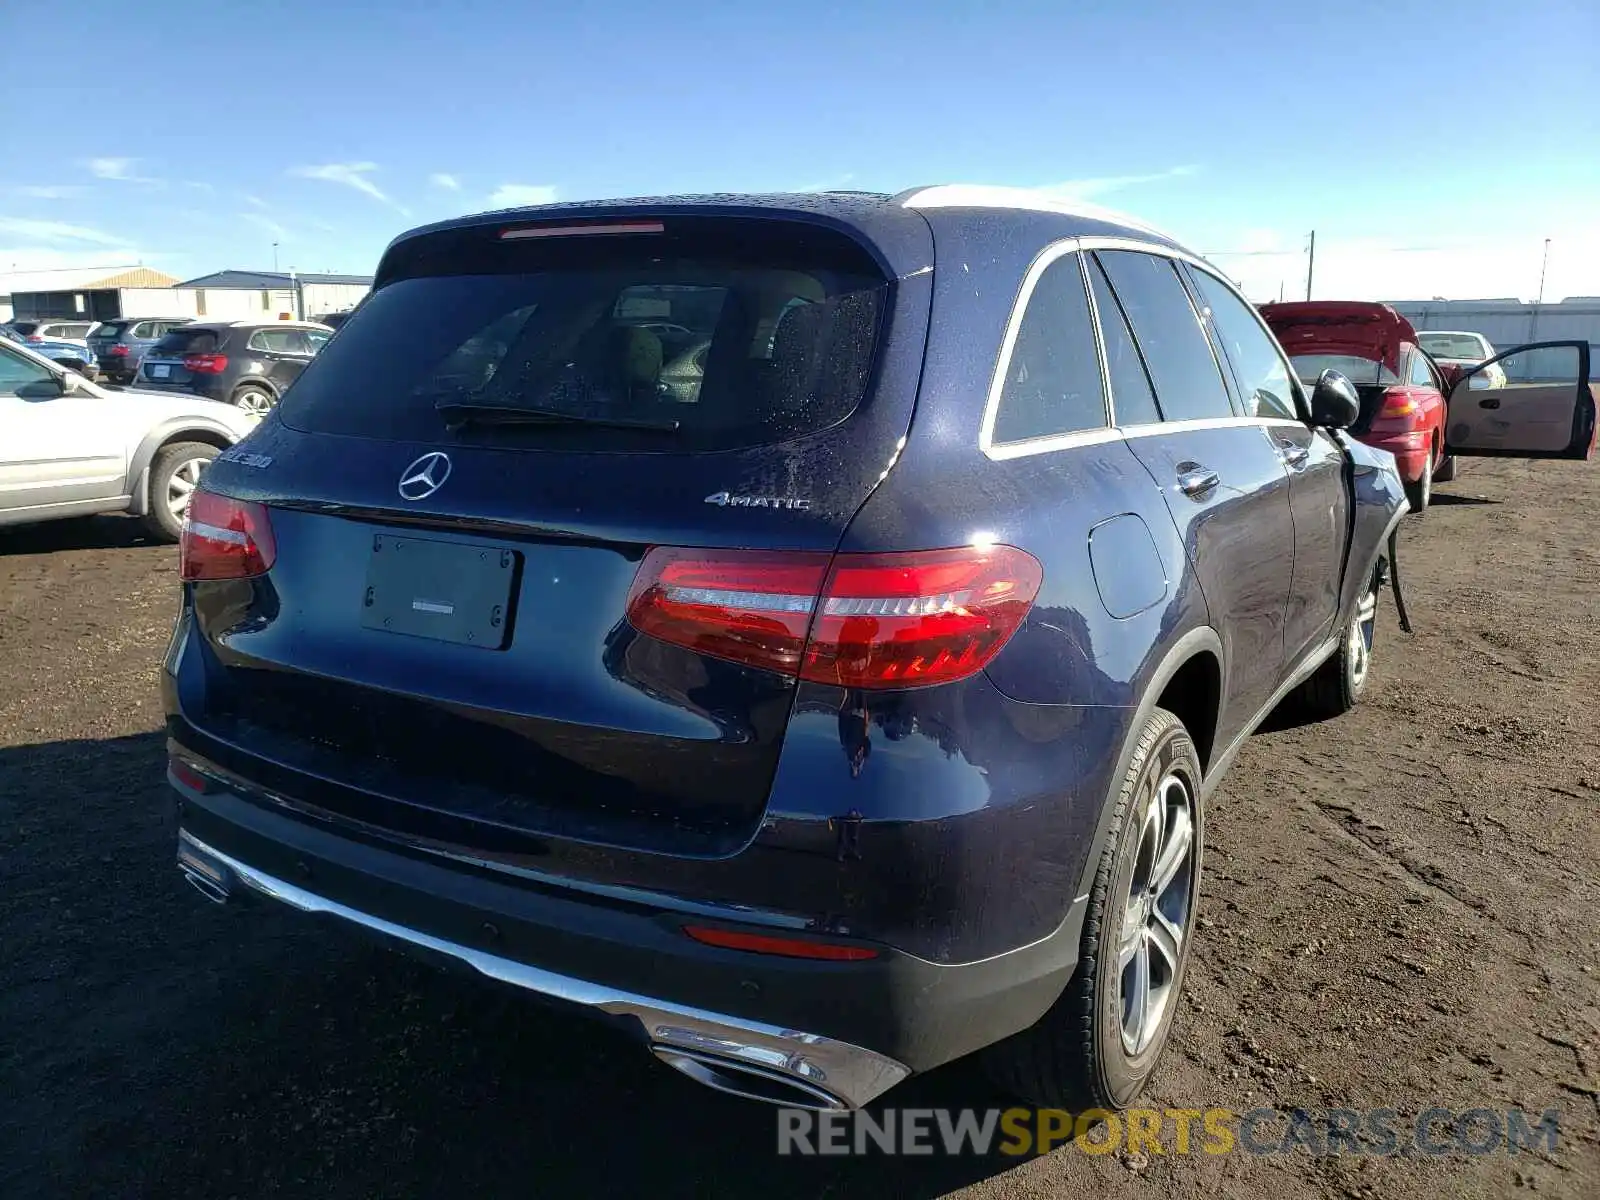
left=1118, top=769, right=1196, bottom=1055
left=1348, top=589, right=1378, bottom=690
left=166, top=457, right=209, bottom=519
left=236, top=389, right=274, bottom=417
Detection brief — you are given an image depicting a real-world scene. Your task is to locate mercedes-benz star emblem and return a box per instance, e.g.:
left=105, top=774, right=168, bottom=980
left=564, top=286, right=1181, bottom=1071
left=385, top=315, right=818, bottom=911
left=398, top=452, right=451, bottom=500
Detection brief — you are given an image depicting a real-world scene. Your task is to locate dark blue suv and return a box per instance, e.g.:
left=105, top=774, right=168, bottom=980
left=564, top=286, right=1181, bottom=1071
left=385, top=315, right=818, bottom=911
left=163, top=188, right=1595, bottom=1113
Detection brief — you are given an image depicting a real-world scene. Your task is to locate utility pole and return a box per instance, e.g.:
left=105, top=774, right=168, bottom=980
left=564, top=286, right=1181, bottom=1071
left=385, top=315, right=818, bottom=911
left=272, top=242, right=280, bottom=272
left=1537, top=238, right=1551, bottom=304
left=1305, top=231, right=1316, bottom=301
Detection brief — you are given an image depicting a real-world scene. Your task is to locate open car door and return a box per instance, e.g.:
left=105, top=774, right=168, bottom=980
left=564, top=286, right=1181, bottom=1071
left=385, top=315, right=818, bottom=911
left=1445, top=340, right=1596, bottom=460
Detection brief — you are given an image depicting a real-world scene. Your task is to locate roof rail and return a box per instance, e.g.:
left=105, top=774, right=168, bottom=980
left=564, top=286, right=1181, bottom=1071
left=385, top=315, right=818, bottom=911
left=892, top=184, right=1179, bottom=243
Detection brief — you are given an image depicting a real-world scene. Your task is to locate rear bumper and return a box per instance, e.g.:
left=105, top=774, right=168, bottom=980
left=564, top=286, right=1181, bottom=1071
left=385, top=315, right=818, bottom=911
left=170, top=767, right=1085, bottom=1103
left=1360, top=431, right=1430, bottom=482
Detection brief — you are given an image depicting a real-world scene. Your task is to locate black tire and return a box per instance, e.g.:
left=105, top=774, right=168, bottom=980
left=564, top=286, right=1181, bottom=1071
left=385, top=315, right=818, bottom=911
left=1404, top=449, right=1433, bottom=516
left=1296, top=581, right=1379, bottom=719
left=232, top=384, right=276, bottom=416
left=141, top=441, right=219, bottom=542
left=982, top=708, right=1203, bottom=1110
left=1433, top=453, right=1457, bottom=484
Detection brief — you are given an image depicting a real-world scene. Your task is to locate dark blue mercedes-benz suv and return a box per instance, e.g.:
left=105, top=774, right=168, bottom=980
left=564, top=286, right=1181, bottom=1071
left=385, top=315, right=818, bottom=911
left=162, top=186, right=1595, bottom=1113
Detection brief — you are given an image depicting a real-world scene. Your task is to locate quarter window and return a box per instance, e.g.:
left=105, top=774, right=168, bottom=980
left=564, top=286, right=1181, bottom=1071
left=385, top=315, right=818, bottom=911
left=1189, top=268, right=1300, bottom=420
left=1096, top=251, right=1235, bottom=422
left=1408, top=351, right=1435, bottom=387
left=1087, top=257, right=1161, bottom=426
left=991, top=252, right=1107, bottom=444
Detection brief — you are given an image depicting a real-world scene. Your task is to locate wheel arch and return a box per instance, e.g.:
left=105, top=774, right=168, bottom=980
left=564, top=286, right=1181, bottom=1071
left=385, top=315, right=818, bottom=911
left=126, top=420, right=241, bottom=516
left=1071, top=627, right=1224, bottom=904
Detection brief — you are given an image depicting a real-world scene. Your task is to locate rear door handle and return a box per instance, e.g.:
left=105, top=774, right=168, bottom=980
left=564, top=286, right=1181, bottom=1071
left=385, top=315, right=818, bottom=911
left=1277, top=440, right=1310, bottom=468
left=1176, top=466, right=1220, bottom=497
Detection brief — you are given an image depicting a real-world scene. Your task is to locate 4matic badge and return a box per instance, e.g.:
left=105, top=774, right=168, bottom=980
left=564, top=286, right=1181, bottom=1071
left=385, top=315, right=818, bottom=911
left=704, top=491, right=811, bottom=511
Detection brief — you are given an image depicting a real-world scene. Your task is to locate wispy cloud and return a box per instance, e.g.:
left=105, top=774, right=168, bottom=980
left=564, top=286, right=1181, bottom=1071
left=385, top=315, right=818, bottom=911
left=487, top=183, right=558, bottom=208
left=12, top=184, right=86, bottom=200
left=184, top=181, right=217, bottom=194
left=242, top=194, right=270, bottom=209
left=430, top=173, right=462, bottom=192
left=242, top=212, right=292, bottom=241
left=84, top=157, right=160, bottom=184
left=290, top=162, right=408, bottom=214
left=1040, top=164, right=1199, bottom=200
left=0, top=217, right=128, bottom=246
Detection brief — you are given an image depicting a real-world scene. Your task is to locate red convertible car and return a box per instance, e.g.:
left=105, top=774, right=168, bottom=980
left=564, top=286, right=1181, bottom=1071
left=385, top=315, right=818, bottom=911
left=1260, top=301, right=1453, bottom=513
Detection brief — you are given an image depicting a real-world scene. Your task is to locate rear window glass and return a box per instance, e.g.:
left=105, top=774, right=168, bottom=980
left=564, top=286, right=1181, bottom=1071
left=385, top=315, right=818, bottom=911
left=154, top=327, right=221, bottom=355
left=93, top=321, right=131, bottom=338
left=1290, top=354, right=1399, bottom=387
left=9, top=322, right=39, bottom=336
left=1417, top=333, right=1488, bottom=360
left=278, top=220, right=889, bottom=453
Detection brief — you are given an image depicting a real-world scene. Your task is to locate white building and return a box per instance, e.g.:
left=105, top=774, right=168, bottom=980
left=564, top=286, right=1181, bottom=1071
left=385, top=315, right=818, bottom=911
left=0, top=265, right=186, bottom=323
left=172, top=270, right=373, bottom=322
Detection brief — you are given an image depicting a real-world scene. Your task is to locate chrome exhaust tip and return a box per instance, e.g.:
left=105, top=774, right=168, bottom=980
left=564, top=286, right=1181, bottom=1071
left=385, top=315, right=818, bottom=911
left=651, top=1046, right=849, bottom=1110
left=181, top=865, right=230, bottom=905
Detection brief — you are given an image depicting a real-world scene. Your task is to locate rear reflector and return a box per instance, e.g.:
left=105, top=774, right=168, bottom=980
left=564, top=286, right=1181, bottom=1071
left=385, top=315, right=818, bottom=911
left=683, top=925, right=880, bottom=961
left=499, top=220, right=665, bottom=240
left=180, top=491, right=277, bottom=581
left=168, top=758, right=213, bottom=793
left=626, top=544, right=1042, bottom=689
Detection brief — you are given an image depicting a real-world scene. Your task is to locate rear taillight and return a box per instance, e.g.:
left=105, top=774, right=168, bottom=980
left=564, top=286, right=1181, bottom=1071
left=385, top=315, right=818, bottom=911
left=1379, top=392, right=1418, bottom=417
left=180, top=490, right=276, bottom=581
left=626, top=544, right=1042, bottom=689
left=26, top=335, right=42, bottom=343
left=182, top=353, right=229, bottom=374
left=108, top=344, right=129, bottom=356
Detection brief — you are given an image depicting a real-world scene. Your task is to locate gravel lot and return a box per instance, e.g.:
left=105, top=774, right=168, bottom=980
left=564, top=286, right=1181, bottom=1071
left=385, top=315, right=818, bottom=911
left=2, top=457, right=1597, bottom=1200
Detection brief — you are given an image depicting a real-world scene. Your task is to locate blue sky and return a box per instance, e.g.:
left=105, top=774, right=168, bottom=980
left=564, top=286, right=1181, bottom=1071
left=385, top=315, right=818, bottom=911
left=3, top=0, right=1596, bottom=300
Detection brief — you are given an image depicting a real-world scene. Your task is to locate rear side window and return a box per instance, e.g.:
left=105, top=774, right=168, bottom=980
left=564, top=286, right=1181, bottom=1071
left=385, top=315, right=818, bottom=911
left=154, top=327, right=221, bottom=355
left=248, top=328, right=302, bottom=353
left=1087, top=258, right=1161, bottom=426
left=990, top=252, right=1106, bottom=445
left=280, top=219, right=889, bottom=453
left=1096, top=251, right=1235, bottom=422
left=1188, top=268, right=1300, bottom=420
left=1408, top=351, right=1435, bottom=387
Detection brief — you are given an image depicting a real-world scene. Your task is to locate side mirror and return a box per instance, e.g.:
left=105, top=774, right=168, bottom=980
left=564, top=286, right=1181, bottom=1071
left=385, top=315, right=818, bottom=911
left=59, top=371, right=88, bottom=395
left=1309, top=370, right=1361, bottom=430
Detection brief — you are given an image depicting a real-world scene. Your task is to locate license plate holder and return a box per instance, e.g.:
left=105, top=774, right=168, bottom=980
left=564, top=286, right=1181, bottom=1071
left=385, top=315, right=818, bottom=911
left=361, top=535, right=518, bottom=649
left=150, top=364, right=170, bottom=378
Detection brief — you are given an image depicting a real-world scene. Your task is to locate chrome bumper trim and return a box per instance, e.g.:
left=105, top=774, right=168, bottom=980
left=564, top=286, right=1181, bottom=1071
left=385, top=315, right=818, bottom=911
left=177, top=830, right=912, bottom=1108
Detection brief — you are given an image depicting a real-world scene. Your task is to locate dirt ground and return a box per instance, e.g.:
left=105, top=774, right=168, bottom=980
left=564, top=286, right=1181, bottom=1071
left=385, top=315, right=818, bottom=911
left=2, top=456, right=1597, bottom=1200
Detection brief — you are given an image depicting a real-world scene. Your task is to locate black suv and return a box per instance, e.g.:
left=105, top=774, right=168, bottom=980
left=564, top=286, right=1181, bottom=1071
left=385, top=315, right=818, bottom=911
left=164, top=189, right=1595, bottom=1113
left=138, top=320, right=333, bottom=414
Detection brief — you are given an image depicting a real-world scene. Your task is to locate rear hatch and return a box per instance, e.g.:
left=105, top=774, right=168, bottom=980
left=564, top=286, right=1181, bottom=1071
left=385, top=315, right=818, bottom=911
left=1259, top=301, right=1418, bottom=377
left=176, top=208, right=932, bottom=858
left=89, top=319, right=132, bottom=364
left=142, top=325, right=225, bottom=386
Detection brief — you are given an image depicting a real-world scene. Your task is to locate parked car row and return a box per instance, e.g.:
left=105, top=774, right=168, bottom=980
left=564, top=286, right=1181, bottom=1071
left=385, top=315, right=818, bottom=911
left=158, top=189, right=1597, bottom=1121
left=2, top=316, right=337, bottom=411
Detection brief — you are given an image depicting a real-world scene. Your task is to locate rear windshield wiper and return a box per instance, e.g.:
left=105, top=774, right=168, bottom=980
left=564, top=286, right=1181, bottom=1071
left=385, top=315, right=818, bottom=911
left=436, top=402, right=680, bottom=433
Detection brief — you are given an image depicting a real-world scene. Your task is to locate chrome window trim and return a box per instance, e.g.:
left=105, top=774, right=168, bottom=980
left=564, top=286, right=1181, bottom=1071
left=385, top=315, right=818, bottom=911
left=979, top=238, right=1117, bottom=459
left=1180, top=257, right=1311, bottom=421
left=981, top=235, right=1318, bottom=461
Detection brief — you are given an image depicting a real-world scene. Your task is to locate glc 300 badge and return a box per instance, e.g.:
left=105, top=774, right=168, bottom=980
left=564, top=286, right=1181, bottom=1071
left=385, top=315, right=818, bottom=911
left=704, top=491, right=811, bottom=511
